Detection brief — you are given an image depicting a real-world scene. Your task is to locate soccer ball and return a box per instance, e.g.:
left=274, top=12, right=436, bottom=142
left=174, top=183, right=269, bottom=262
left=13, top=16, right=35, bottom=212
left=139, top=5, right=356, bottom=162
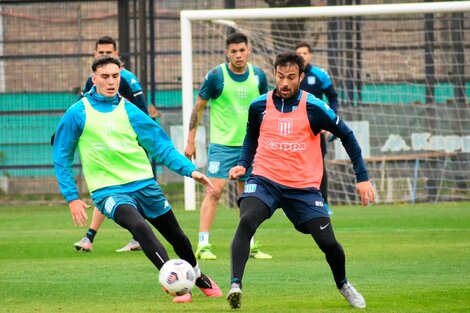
left=159, top=259, right=196, bottom=296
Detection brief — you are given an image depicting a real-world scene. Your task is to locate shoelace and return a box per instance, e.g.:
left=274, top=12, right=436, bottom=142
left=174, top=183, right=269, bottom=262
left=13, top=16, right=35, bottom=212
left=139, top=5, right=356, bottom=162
left=342, top=285, right=359, bottom=300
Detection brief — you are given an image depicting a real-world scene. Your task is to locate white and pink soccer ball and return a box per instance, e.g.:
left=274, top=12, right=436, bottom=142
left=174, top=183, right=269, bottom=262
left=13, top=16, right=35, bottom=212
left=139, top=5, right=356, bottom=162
left=159, top=259, right=196, bottom=296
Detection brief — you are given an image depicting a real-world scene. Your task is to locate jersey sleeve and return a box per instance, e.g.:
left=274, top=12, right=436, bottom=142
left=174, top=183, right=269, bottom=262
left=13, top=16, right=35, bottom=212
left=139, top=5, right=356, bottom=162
left=120, top=70, right=149, bottom=115
left=317, top=67, right=333, bottom=90
left=53, top=101, right=86, bottom=202
left=119, top=80, right=148, bottom=114
left=306, top=95, right=368, bottom=182
left=254, top=66, right=269, bottom=94
left=323, top=85, right=339, bottom=113
left=237, top=95, right=267, bottom=168
left=81, top=76, right=93, bottom=97
left=129, top=92, right=149, bottom=115
left=198, top=67, right=219, bottom=100
left=125, top=102, right=196, bottom=177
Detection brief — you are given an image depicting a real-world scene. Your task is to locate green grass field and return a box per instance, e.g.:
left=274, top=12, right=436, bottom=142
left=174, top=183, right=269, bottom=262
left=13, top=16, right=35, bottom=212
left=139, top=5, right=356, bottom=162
left=1, top=201, right=469, bottom=313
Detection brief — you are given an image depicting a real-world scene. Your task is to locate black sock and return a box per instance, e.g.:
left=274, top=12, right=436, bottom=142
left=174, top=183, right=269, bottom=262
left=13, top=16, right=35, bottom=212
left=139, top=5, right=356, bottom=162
left=195, top=272, right=213, bottom=289
left=85, top=229, right=97, bottom=243
left=231, top=278, right=242, bottom=288
left=337, top=278, right=347, bottom=289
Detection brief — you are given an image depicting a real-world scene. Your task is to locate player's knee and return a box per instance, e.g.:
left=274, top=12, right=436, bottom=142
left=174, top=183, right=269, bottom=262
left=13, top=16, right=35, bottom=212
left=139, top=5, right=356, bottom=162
left=319, top=238, right=342, bottom=255
left=238, top=213, right=255, bottom=229
left=294, top=222, right=311, bottom=234
left=172, top=231, right=191, bottom=247
left=206, top=186, right=224, bottom=200
left=239, top=206, right=266, bottom=233
left=239, top=197, right=268, bottom=220
left=128, top=218, right=152, bottom=236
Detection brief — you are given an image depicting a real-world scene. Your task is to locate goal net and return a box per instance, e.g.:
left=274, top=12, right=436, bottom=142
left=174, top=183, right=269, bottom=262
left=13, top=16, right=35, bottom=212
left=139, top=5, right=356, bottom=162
left=180, top=2, right=470, bottom=210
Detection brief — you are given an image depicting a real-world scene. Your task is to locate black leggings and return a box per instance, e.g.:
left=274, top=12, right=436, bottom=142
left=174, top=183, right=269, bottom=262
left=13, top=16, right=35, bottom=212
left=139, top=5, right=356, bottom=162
left=113, top=204, right=196, bottom=269
left=230, top=196, right=346, bottom=288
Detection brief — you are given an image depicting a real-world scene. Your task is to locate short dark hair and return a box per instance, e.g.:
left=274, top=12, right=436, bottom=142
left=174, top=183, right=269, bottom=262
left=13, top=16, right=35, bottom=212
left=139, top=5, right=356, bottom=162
left=226, top=32, right=248, bottom=47
left=95, top=36, right=117, bottom=50
left=274, top=51, right=305, bottom=75
left=91, top=55, right=123, bottom=72
left=294, top=41, right=312, bottom=53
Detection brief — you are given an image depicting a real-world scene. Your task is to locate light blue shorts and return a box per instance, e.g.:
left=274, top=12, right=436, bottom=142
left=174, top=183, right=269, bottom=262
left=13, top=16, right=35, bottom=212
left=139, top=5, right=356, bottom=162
left=93, top=182, right=171, bottom=220
left=206, top=143, right=251, bottom=180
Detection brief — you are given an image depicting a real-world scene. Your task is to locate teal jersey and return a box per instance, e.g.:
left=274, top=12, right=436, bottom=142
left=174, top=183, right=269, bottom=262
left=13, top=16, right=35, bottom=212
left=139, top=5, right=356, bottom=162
left=198, top=63, right=268, bottom=146
left=199, top=62, right=268, bottom=102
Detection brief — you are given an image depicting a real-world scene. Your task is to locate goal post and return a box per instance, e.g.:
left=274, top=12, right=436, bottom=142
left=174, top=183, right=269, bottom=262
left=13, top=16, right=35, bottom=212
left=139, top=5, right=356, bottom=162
left=180, top=1, right=470, bottom=210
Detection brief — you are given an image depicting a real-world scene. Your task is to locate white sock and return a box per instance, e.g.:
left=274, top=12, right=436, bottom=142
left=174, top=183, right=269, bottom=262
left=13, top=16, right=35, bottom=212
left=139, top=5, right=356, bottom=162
left=198, top=232, right=209, bottom=247
left=193, top=263, right=201, bottom=277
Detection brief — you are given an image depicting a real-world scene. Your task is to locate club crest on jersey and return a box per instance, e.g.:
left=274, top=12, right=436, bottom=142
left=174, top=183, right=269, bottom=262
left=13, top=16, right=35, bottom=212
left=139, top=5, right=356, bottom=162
left=278, top=118, right=293, bottom=136
left=236, top=86, right=248, bottom=99
left=104, top=121, right=116, bottom=133
left=308, top=76, right=316, bottom=85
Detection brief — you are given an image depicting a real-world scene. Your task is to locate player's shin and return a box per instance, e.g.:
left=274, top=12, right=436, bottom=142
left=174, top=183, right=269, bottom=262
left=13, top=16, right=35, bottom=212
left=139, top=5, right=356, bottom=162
left=114, top=204, right=169, bottom=269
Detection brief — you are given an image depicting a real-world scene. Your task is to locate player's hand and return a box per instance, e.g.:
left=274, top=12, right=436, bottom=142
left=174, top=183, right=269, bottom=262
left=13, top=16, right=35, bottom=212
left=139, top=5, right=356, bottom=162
left=229, top=166, right=246, bottom=180
left=184, top=142, right=196, bottom=160
left=356, top=181, right=375, bottom=206
left=191, top=171, right=214, bottom=193
left=148, top=104, right=161, bottom=119
left=324, top=131, right=332, bottom=141
left=68, top=199, right=90, bottom=227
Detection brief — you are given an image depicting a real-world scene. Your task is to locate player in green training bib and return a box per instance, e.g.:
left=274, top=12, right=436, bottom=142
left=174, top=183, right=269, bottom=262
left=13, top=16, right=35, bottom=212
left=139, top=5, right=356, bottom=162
left=184, top=32, right=271, bottom=260
left=72, top=36, right=160, bottom=253
left=53, top=55, right=222, bottom=304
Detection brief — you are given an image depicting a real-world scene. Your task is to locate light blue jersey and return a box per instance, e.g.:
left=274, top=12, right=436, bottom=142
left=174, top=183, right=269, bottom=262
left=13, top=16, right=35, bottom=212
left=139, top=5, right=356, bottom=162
left=53, top=86, right=196, bottom=203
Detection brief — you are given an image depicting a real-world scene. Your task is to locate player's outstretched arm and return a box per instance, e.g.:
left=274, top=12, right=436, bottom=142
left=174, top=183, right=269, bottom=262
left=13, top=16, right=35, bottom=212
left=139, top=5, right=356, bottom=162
left=191, top=170, right=214, bottom=193
left=356, top=181, right=375, bottom=206
left=68, top=199, right=90, bottom=227
left=229, top=165, right=246, bottom=180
